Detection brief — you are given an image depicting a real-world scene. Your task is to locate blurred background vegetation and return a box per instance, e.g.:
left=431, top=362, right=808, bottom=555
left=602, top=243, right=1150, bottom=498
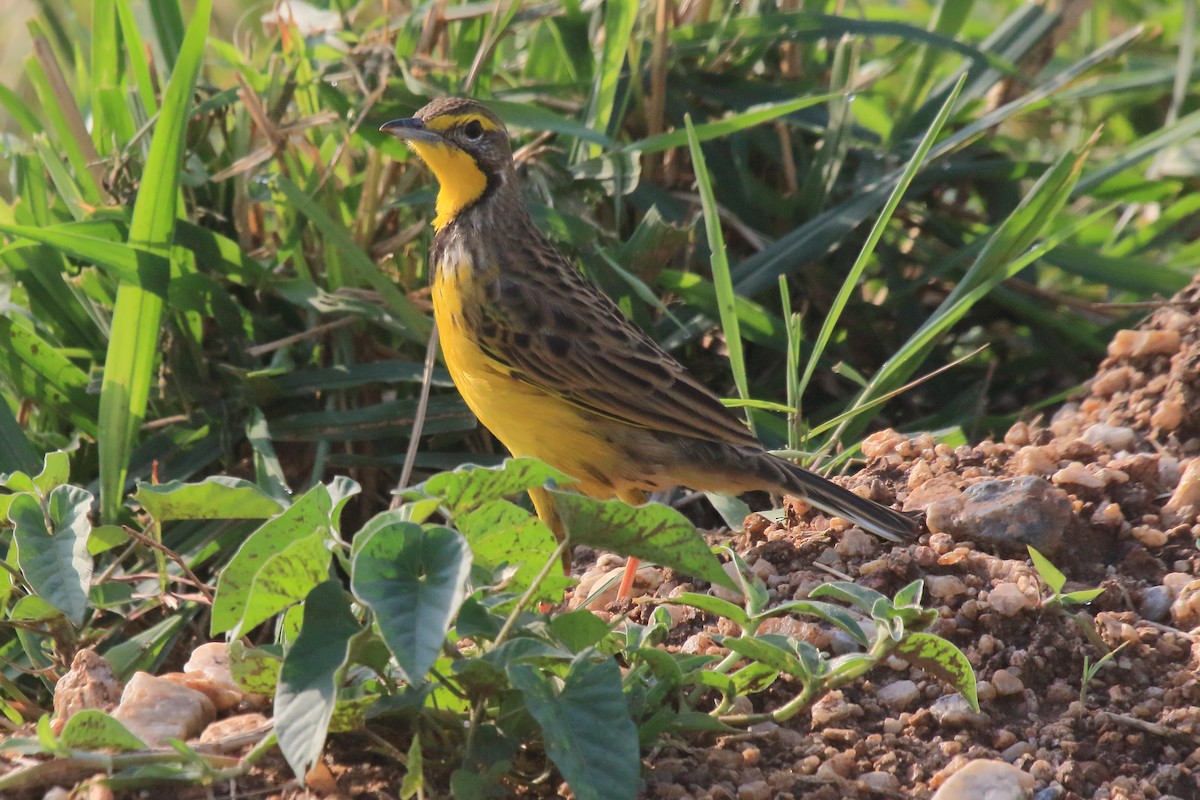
left=0, top=0, right=1196, bottom=533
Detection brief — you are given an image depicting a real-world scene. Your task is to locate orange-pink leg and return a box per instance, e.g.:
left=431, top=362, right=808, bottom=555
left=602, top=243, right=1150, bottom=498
left=618, top=557, right=639, bottom=599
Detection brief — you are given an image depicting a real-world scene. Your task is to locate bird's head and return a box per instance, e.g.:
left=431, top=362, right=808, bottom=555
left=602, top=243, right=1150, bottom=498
left=380, top=97, right=513, bottom=231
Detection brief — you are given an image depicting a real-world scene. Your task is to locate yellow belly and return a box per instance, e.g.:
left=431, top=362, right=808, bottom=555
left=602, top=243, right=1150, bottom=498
left=432, top=258, right=636, bottom=499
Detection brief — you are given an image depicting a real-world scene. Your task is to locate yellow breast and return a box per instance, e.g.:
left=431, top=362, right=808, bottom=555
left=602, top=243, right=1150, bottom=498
left=431, top=250, right=635, bottom=498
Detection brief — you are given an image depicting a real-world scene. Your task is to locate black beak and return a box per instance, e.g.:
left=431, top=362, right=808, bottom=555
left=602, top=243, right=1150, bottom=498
left=380, top=117, right=443, bottom=144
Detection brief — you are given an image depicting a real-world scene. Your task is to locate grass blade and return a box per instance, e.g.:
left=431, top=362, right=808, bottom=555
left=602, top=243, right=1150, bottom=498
left=685, top=114, right=752, bottom=433
left=797, top=75, right=965, bottom=419
left=97, top=0, right=210, bottom=521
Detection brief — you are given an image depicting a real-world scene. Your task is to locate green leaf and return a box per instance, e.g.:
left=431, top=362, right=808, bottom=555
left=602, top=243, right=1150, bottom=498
left=58, top=710, right=147, bottom=751
left=550, top=610, right=613, bottom=655
left=896, top=632, right=979, bottom=712
left=810, top=582, right=889, bottom=615
left=97, top=0, right=211, bottom=522
left=399, top=735, right=423, bottom=799
left=1060, top=588, right=1105, bottom=605
left=1026, top=545, right=1066, bottom=594
left=663, top=592, right=750, bottom=630
left=87, top=525, right=128, bottom=556
left=420, top=458, right=574, bottom=516
left=10, top=487, right=93, bottom=626
left=210, top=484, right=332, bottom=637
left=550, top=492, right=735, bottom=590
left=134, top=477, right=288, bottom=521
left=275, top=581, right=361, bottom=778
left=32, top=452, right=69, bottom=495
left=892, top=579, right=925, bottom=609
left=766, top=600, right=869, bottom=647
left=723, top=636, right=810, bottom=681
left=330, top=688, right=381, bottom=733
left=456, top=499, right=571, bottom=603
left=0, top=317, right=98, bottom=437
left=729, top=660, right=780, bottom=694
left=36, top=714, right=68, bottom=757
left=509, top=654, right=638, bottom=800
left=0, top=399, right=39, bottom=475
left=350, top=518, right=471, bottom=685
left=229, top=642, right=282, bottom=696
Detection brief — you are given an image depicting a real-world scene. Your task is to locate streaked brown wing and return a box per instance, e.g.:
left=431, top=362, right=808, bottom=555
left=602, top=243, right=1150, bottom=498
left=472, top=234, right=760, bottom=451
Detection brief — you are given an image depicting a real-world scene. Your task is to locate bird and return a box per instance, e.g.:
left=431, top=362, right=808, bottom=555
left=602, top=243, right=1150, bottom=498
left=380, top=97, right=919, bottom=598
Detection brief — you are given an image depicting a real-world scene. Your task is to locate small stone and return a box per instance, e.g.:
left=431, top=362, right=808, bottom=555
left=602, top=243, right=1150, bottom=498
left=1004, top=422, right=1032, bottom=446
left=931, top=759, right=1035, bottom=800
left=903, top=474, right=966, bottom=512
left=53, top=649, right=122, bottom=726
left=928, top=532, right=956, bottom=555
left=1164, top=459, right=1200, bottom=525
left=1152, top=399, right=1185, bottom=432
left=815, top=751, right=856, bottom=780
left=1001, top=741, right=1035, bottom=762
left=1169, top=580, right=1200, bottom=629
left=877, top=680, right=920, bottom=711
left=991, top=669, right=1024, bottom=696
left=1029, top=759, right=1056, bottom=782
left=834, top=528, right=876, bottom=558
left=1051, top=461, right=1105, bottom=489
left=1045, top=682, right=1076, bottom=705
left=882, top=717, right=904, bottom=734
left=1081, top=423, right=1137, bottom=451
left=930, top=694, right=988, bottom=729
left=1139, top=585, right=1173, bottom=622
left=810, top=691, right=862, bottom=728
left=926, top=575, right=969, bottom=600
left=1090, top=367, right=1132, bottom=396
left=987, top=583, right=1033, bottom=617
left=737, top=780, right=771, bottom=800
left=1131, top=525, right=1168, bottom=548
left=993, top=729, right=1017, bottom=749
left=1163, top=572, right=1194, bottom=597
left=1107, top=329, right=1181, bottom=358
left=860, top=772, right=900, bottom=793
left=1012, top=446, right=1058, bottom=477
left=199, top=712, right=270, bottom=744
left=926, top=477, right=1072, bottom=555
left=861, top=429, right=906, bottom=460
left=182, top=643, right=244, bottom=712
left=112, top=672, right=216, bottom=747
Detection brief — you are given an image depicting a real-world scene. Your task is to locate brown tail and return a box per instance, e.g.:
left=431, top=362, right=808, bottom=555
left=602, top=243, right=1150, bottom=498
left=751, top=451, right=920, bottom=542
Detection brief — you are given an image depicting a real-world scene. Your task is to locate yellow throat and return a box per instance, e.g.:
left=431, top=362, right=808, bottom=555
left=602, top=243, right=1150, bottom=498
left=406, top=140, right=488, bottom=231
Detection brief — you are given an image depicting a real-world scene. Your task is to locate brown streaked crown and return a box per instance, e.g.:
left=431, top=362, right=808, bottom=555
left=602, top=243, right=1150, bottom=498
left=413, top=97, right=515, bottom=179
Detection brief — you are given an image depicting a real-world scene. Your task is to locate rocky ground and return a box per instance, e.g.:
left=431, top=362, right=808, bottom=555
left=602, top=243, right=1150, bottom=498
left=626, top=282, right=1200, bottom=800
left=10, top=285, right=1200, bottom=799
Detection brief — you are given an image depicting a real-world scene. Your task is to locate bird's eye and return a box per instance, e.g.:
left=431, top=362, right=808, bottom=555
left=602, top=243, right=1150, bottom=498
left=463, top=120, right=484, bottom=141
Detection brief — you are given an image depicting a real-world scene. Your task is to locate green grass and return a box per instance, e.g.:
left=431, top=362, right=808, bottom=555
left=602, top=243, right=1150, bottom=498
left=0, top=0, right=1195, bottom=795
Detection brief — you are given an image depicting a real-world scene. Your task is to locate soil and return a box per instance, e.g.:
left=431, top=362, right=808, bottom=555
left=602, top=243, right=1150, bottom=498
left=623, top=279, right=1200, bottom=800
left=9, top=284, right=1200, bottom=799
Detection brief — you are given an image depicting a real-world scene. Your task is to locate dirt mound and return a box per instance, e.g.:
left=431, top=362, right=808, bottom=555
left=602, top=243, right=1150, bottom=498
left=640, top=279, right=1200, bottom=799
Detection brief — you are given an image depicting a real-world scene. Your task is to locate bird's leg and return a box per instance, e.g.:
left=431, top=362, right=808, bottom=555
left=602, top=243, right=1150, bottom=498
left=616, top=488, right=648, bottom=599
left=527, top=486, right=572, bottom=573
